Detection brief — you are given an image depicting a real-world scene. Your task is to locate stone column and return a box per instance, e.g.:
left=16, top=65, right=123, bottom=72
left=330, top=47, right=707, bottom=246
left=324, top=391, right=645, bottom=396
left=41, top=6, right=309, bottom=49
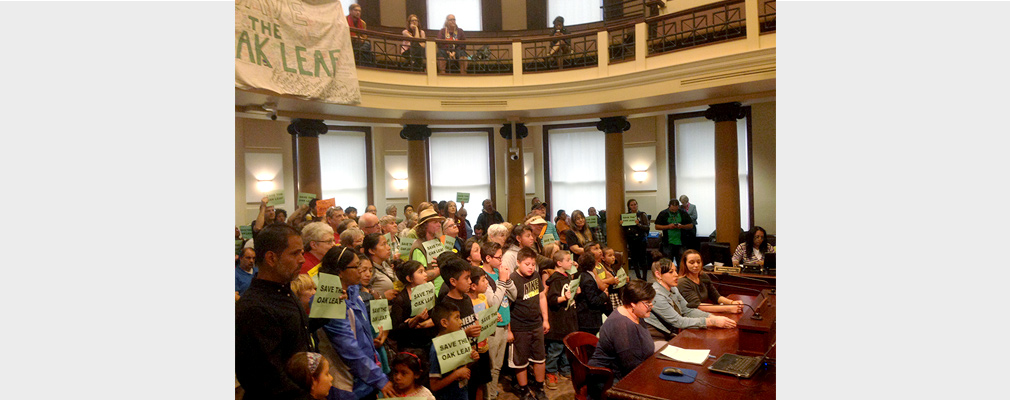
left=500, top=123, right=528, bottom=224
left=598, top=116, right=630, bottom=258
left=287, top=119, right=328, bottom=199
left=705, top=102, right=746, bottom=250
left=400, top=124, right=432, bottom=208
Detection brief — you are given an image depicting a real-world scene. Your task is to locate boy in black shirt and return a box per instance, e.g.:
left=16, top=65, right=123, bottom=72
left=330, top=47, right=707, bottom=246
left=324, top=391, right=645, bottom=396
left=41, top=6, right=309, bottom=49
left=544, top=250, right=579, bottom=388
left=437, top=258, right=482, bottom=344
left=504, top=247, right=549, bottom=400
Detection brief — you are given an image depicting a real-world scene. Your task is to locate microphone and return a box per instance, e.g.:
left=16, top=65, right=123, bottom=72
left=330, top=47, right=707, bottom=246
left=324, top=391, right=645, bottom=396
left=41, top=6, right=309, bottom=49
left=707, top=279, right=765, bottom=320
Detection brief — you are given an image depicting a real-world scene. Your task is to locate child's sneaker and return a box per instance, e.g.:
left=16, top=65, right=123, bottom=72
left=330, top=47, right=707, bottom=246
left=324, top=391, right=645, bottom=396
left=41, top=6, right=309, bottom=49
left=518, top=385, right=536, bottom=400
left=532, top=380, right=548, bottom=400
left=545, top=373, right=559, bottom=390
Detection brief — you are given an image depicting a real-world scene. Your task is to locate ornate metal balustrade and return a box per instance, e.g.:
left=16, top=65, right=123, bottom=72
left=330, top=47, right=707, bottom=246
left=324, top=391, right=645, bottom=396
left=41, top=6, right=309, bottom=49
left=434, top=38, right=513, bottom=75
left=646, top=0, right=747, bottom=56
left=522, top=30, right=598, bottom=73
left=759, top=0, right=776, bottom=33
left=607, top=24, right=636, bottom=64
left=349, top=28, right=427, bottom=73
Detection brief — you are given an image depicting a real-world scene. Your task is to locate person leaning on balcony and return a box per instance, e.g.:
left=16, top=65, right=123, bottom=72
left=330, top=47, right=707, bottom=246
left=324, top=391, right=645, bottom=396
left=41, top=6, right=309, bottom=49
left=547, top=16, right=571, bottom=69
left=437, top=14, right=469, bottom=74
left=401, top=14, right=426, bottom=69
left=347, top=3, right=374, bottom=66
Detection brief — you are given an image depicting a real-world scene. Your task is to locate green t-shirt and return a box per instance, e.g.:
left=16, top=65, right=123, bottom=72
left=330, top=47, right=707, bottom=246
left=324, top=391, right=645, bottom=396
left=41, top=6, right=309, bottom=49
left=666, top=211, right=682, bottom=245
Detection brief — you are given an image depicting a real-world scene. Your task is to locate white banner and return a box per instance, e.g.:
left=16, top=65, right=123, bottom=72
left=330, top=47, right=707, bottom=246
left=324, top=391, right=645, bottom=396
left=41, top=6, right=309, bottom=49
left=235, top=0, right=361, bottom=104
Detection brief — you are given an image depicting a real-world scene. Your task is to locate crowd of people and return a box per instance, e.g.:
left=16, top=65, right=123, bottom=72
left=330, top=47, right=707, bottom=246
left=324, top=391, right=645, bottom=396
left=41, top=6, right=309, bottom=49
left=235, top=194, right=773, bottom=400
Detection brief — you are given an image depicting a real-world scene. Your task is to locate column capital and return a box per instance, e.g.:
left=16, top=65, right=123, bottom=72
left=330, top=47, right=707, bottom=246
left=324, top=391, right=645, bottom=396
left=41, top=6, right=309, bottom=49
left=499, top=123, right=528, bottom=140
left=286, top=119, right=328, bottom=138
left=596, top=116, right=630, bottom=133
left=400, top=124, right=432, bottom=140
left=704, top=102, right=746, bottom=122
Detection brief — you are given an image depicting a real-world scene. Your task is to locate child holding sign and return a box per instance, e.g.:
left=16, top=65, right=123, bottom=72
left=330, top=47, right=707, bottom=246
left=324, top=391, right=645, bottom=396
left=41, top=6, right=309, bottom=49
left=389, top=260, right=438, bottom=386
left=601, top=246, right=627, bottom=309
left=429, top=303, right=480, bottom=400
left=544, top=251, right=580, bottom=388
left=503, top=247, right=550, bottom=400
left=467, top=267, right=494, bottom=400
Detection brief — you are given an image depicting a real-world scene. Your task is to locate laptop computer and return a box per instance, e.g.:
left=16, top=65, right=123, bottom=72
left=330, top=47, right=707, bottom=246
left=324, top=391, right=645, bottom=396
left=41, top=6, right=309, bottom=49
left=708, top=343, right=775, bottom=379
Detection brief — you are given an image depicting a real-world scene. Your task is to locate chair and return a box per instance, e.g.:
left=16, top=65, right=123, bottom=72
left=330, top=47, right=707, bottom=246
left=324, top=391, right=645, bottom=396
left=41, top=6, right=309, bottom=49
left=563, top=332, right=614, bottom=400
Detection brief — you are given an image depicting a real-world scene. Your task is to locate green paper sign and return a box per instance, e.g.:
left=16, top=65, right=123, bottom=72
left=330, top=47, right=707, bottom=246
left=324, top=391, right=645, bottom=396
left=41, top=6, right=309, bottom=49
left=239, top=225, right=253, bottom=240
left=297, top=192, right=316, bottom=206
left=235, top=240, right=244, bottom=254
left=422, top=239, right=447, bottom=264
left=613, top=267, right=628, bottom=289
left=399, top=237, right=415, bottom=260
left=370, top=299, right=392, bottom=332
left=477, top=307, right=498, bottom=343
left=456, top=192, right=470, bottom=203
left=309, top=273, right=346, bottom=319
left=410, top=282, right=436, bottom=316
left=267, top=190, right=285, bottom=206
left=568, top=276, right=580, bottom=299
left=541, top=234, right=556, bottom=247
left=443, top=236, right=457, bottom=252
left=620, top=213, right=637, bottom=226
left=432, top=329, right=472, bottom=374
left=586, top=215, right=598, bottom=228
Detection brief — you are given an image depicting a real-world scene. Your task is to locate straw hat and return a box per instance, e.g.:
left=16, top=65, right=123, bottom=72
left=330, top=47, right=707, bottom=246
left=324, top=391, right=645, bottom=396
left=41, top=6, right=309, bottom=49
left=416, top=208, right=445, bottom=227
left=525, top=216, right=548, bottom=225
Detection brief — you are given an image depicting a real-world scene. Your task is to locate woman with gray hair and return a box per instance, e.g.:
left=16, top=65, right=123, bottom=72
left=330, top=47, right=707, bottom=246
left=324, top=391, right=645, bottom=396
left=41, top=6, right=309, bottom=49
left=300, top=222, right=335, bottom=275
left=486, top=223, right=509, bottom=246
left=340, top=228, right=365, bottom=251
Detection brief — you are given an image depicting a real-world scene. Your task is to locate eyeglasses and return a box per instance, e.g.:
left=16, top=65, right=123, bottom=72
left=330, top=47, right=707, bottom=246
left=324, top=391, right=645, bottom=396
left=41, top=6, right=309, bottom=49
left=639, top=301, right=654, bottom=308
left=313, top=239, right=335, bottom=245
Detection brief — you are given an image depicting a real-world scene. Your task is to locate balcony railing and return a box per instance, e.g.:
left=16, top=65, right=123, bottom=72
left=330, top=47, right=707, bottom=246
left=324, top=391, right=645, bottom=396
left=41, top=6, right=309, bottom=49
left=760, top=0, right=776, bottom=33
left=341, top=0, right=769, bottom=77
left=607, top=23, right=636, bottom=64
left=522, top=30, right=599, bottom=73
left=646, top=0, right=747, bottom=56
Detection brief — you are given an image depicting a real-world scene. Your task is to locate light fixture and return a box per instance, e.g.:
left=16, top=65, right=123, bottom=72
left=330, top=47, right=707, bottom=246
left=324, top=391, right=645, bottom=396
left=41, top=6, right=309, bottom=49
left=256, top=179, right=276, bottom=192
left=393, top=179, right=408, bottom=190
left=632, top=170, right=648, bottom=183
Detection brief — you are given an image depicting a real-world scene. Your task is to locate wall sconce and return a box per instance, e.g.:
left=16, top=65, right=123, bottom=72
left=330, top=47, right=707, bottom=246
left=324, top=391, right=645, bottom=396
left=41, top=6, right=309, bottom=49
left=632, top=170, right=648, bottom=183
left=256, top=179, right=276, bottom=192
left=393, top=179, right=408, bottom=191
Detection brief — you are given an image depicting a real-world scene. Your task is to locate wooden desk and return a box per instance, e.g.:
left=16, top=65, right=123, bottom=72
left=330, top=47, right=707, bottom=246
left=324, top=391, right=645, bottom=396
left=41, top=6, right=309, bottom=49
left=606, top=294, right=776, bottom=400
left=708, top=271, right=776, bottom=296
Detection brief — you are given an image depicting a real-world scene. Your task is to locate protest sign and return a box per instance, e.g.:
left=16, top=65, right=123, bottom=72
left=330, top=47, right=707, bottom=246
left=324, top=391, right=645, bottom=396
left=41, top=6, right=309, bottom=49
left=456, top=192, right=469, bottom=203
left=370, top=299, right=392, bottom=332
left=316, top=198, right=335, bottom=218
left=235, top=0, right=361, bottom=104
left=620, top=213, right=637, bottom=226
left=431, top=329, right=472, bottom=374
left=477, top=307, right=498, bottom=343
left=399, top=237, right=415, bottom=259
left=422, top=239, right=447, bottom=264
left=239, top=225, right=253, bottom=239
left=614, top=267, right=628, bottom=289
left=309, top=273, right=346, bottom=319
left=297, top=192, right=316, bottom=206
left=410, top=282, right=436, bottom=316
left=586, top=215, right=598, bottom=228
left=267, top=190, right=285, bottom=206
left=443, top=236, right=457, bottom=252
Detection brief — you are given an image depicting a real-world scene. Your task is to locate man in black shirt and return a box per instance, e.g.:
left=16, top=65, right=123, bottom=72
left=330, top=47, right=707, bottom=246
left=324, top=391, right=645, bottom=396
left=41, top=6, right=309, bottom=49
left=474, top=198, right=504, bottom=238
left=236, top=224, right=315, bottom=400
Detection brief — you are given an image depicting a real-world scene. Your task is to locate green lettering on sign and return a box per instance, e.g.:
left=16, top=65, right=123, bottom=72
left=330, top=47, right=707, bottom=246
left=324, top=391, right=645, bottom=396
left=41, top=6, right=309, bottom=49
left=239, top=225, right=253, bottom=240
left=280, top=42, right=297, bottom=73
left=254, top=34, right=271, bottom=67
left=410, top=282, right=436, bottom=316
left=313, top=49, right=332, bottom=77
left=297, top=192, right=316, bottom=207
left=456, top=192, right=470, bottom=203
left=477, top=307, right=498, bottom=343
left=621, top=213, right=637, bottom=226
left=236, top=31, right=254, bottom=63
left=586, top=215, right=598, bottom=228
left=370, top=299, right=392, bottom=332
left=295, top=46, right=312, bottom=76
left=422, top=239, right=447, bottom=264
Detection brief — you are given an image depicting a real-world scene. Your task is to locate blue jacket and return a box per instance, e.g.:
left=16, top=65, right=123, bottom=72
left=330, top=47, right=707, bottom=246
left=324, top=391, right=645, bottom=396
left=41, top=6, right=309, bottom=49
left=235, top=266, right=258, bottom=295
left=321, top=285, right=387, bottom=397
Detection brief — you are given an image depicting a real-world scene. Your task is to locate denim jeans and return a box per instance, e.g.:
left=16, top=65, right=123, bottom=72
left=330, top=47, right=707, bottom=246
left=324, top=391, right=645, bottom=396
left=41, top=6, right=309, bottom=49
left=545, top=340, right=570, bottom=375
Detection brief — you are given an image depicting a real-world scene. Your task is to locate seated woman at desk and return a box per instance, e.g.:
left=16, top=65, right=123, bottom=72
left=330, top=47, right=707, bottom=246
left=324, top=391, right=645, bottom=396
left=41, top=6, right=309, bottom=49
left=677, top=250, right=744, bottom=313
left=587, top=279, right=656, bottom=397
left=645, top=258, right=736, bottom=344
left=732, top=226, right=774, bottom=267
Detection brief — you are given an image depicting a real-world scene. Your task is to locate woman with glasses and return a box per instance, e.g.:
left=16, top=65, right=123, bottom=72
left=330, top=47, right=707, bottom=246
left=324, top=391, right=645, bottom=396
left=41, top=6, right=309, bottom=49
left=300, top=222, right=336, bottom=275
left=401, top=14, right=426, bottom=69
left=587, top=279, right=657, bottom=397
left=437, top=14, right=468, bottom=74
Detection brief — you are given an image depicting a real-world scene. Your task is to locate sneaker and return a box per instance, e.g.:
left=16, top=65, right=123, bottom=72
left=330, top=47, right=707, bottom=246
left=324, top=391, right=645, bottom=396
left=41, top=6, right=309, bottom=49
left=532, top=381, right=549, bottom=400
left=545, top=374, right=559, bottom=390
left=518, top=385, right=535, bottom=400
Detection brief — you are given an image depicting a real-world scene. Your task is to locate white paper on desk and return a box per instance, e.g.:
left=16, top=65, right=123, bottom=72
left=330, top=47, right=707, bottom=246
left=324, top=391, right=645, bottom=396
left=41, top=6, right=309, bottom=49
left=660, top=345, right=710, bottom=365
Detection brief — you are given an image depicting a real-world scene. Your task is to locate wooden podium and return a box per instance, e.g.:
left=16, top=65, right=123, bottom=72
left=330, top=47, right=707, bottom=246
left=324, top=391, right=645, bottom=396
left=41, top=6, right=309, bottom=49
left=737, top=289, right=775, bottom=356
